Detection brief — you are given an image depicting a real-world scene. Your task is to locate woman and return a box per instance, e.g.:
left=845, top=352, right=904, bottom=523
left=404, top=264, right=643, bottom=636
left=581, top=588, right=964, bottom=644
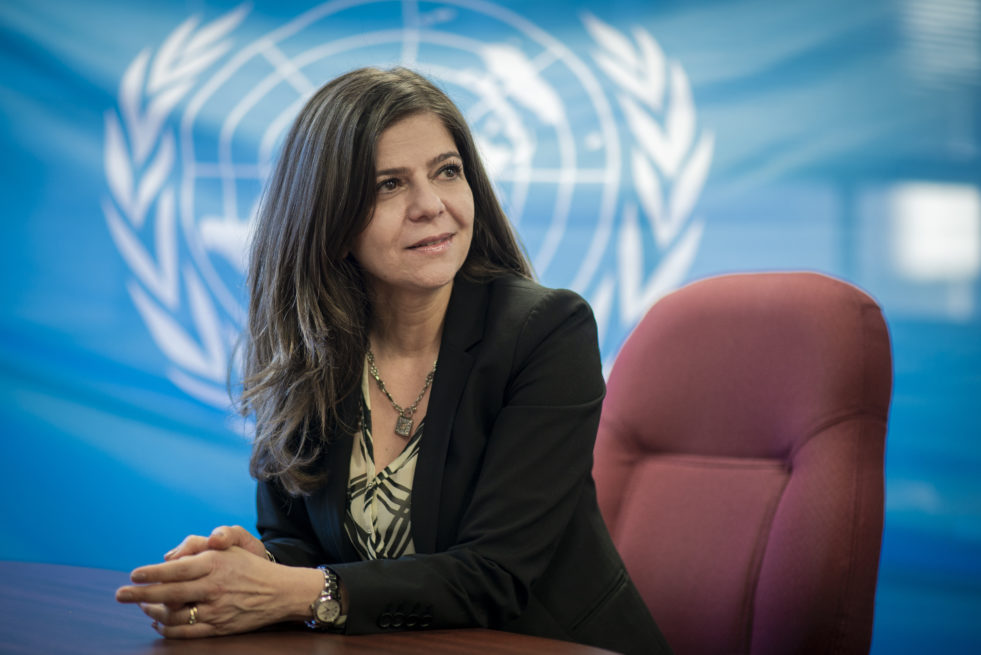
left=116, top=67, right=671, bottom=655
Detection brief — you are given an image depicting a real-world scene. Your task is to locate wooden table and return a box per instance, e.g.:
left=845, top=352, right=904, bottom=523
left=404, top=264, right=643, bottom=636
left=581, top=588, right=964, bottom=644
left=0, top=561, right=615, bottom=654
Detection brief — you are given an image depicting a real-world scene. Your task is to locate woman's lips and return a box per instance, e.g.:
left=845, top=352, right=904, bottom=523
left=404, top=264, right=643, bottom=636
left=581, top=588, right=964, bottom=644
left=407, top=233, right=453, bottom=251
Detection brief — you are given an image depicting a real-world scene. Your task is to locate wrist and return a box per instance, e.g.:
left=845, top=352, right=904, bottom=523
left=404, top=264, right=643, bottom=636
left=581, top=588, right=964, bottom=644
left=278, top=566, right=328, bottom=623
left=307, top=566, right=347, bottom=630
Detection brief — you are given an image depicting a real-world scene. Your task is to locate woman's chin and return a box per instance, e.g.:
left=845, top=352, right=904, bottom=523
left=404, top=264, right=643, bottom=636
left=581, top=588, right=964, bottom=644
left=367, top=272, right=459, bottom=300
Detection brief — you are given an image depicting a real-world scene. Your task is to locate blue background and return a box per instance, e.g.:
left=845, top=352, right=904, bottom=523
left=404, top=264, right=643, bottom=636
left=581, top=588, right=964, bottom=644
left=1, top=1, right=979, bottom=652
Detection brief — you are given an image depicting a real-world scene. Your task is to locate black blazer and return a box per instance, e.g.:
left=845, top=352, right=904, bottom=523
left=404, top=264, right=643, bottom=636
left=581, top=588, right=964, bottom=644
left=257, top=276, right=671, bottom=655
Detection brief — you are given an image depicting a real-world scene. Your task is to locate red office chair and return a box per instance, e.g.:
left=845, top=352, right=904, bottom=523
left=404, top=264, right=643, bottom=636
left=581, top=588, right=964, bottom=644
left=594, top=273, right=892, bottom=655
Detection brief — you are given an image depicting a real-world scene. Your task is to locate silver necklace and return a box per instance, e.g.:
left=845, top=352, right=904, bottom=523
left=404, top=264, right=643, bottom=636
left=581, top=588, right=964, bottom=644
left=366, top=349, right=437, bottom=437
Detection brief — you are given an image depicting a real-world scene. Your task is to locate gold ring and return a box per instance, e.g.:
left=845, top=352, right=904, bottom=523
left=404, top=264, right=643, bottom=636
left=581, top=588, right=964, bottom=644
left=188, top=604, right=199, bottom=626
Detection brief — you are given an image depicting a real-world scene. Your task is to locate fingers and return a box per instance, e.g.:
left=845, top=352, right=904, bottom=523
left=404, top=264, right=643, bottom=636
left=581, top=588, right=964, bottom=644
left=165, top=525, right=262, bottom=561
left=132, top=552, right=215, bottom=585
left=117, top=553, right=215, bottom=606
left=117, top=576, right=209, bottom=605
left=140, top=603, right=216, bottom=639
left=140, top=602, right=195, bottom=627
left=121, top=549, right=286, bottom=639
left=164, top=534, right=209, bottom=561
left=161, top=526, right=266, bottom=565
left=153, top=622, right=216, bottom=639
left=206, top=525, right=242, bottom=550
left=208, top=525, right=266, bottom=559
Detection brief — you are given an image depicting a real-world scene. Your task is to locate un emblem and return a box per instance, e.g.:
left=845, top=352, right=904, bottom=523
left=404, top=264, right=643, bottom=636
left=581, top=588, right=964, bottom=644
left=103, top=1, right=713, bottom=407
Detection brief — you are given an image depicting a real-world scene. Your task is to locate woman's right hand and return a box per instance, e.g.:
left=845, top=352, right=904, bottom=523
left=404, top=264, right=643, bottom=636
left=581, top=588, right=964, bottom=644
left=164, top=525, right=268, bottom=561
left=117, top=545, right=324, bottom=638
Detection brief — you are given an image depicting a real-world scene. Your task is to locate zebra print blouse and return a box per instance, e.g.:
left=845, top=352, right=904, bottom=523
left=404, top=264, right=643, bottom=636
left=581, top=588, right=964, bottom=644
left=344, top=369, right=422, bottom=560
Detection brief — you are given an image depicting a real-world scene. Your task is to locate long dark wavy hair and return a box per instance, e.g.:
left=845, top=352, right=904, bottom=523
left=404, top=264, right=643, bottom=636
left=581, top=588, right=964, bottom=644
left=242, top=67, right=532, bottom=495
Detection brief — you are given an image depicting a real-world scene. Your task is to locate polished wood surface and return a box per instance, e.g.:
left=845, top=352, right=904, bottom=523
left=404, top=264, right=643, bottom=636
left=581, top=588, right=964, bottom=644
left=0, top=561, right=615, bottom=654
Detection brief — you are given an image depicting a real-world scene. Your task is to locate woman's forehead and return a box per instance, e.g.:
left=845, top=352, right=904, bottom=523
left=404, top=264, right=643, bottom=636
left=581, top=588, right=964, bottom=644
left=374, top=114, right=458, bottom=167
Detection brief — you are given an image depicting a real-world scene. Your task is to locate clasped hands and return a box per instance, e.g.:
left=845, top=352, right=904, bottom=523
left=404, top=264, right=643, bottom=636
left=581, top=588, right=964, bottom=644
left=115, top=526, right=321, bottom=638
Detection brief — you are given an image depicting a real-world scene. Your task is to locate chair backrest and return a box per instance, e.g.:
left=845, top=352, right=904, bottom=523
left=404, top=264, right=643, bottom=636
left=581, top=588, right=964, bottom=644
left=594, top=272, right=891, bottom=655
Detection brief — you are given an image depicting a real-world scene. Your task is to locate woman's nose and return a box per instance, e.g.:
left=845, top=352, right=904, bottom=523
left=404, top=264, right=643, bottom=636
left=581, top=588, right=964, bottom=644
left=407, top=182, right=445, bottom=221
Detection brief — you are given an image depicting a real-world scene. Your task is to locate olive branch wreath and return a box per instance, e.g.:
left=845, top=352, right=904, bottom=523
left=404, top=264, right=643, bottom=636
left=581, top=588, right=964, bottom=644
left=103, top=7, right=248, bottom=408
left=104, top=7, right=712, bottom=401
left=582, top=14, right=713, bottom=349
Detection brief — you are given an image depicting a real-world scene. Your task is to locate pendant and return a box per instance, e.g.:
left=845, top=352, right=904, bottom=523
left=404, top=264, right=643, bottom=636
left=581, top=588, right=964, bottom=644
left=394, top=414, right=413, bottom=438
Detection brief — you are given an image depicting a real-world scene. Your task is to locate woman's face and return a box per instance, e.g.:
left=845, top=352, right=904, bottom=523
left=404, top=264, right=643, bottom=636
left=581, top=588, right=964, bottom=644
left=350, top=112, right=475, bottom=301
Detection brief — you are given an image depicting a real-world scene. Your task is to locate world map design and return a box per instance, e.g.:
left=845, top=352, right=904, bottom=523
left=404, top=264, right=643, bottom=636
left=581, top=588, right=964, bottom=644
left=103, top=0, right=713, bottom=409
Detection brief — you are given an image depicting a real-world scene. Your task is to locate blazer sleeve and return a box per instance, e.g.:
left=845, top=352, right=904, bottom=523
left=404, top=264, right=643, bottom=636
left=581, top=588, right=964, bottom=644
left=256, top=478, right=327, bottom=568
left=330, top=288, right=606, bottom=634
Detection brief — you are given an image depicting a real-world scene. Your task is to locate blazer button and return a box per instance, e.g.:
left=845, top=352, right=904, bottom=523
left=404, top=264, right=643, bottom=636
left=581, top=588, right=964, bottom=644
left=420, top=613, right=433, bottom=628
left=377, top=612, right=392, bottom=629
left=392, top=611, right=405, bottom=628
left=406, top=614, right=418, bottom=628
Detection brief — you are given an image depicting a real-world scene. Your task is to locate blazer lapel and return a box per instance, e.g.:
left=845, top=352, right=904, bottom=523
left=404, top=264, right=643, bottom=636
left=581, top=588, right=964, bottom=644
left=411, top=276, right=487, bottom=554
left=307, top=398, right=361, bottom=562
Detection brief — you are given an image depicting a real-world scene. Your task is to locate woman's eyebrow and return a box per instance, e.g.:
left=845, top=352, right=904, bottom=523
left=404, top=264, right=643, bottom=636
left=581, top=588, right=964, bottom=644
left=375, top=151, right=461, bottom=177
left=429, top=151, right=462, bottom=166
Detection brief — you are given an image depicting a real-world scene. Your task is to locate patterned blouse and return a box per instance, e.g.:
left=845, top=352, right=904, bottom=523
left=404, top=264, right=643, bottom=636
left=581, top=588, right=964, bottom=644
left=344, top=365, right=421, bottom=560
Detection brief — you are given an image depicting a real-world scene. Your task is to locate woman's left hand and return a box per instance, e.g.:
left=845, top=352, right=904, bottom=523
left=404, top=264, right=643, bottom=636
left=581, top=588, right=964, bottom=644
left=115, top=546, right=322, bottom=638
left=163, top=525, right=268, bottom=562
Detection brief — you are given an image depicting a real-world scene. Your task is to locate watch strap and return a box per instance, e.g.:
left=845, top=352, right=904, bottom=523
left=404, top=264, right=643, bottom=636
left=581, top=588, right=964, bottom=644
left=306, top=565, right=343, bottom=630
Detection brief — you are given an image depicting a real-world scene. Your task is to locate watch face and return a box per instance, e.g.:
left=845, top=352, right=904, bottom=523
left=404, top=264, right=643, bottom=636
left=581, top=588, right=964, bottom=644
left=315, top=598, right=341, bottom=624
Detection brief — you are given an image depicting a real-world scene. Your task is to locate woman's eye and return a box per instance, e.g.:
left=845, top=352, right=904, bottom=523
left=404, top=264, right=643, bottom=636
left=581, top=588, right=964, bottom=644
left=377, top=178, right=399, bottom=192
left=440, top=163, right=462, bottom=179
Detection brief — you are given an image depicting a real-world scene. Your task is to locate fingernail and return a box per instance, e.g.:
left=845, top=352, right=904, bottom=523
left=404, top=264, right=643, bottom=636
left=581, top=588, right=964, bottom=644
left=164, top=549, right=176, bottom=559
left=131, top=571, right=146, bottom=583
left=117, top=590, right=132, bottom=601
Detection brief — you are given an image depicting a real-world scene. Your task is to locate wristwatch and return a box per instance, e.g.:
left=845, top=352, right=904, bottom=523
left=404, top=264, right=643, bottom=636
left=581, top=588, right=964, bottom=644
left=306, top=566, right=343, bottom=630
